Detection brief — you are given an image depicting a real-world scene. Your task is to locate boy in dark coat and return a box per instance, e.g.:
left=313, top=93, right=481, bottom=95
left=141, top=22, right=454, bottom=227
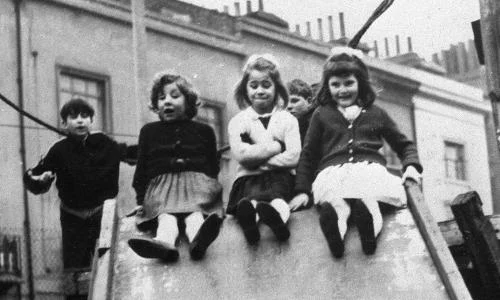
left=24, top=98, right=122, bottom=270
left=286, top=79, right=316, bottom=145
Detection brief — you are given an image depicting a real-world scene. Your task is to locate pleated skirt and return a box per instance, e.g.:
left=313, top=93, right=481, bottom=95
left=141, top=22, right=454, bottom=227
left=136, top=171, right=223, bottom=225
left=227, top=169, right=294, bottom=215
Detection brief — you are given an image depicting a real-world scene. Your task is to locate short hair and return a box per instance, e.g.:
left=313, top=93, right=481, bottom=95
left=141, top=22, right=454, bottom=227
left=150, top=72, right=199, bottom=119
left=60, top=98, right=95, bottom=121
left=287, top=79, right=313, bottom=103
left=316, top=52, right=376, bottom=108
left=234, top=54, right=289, bottom=110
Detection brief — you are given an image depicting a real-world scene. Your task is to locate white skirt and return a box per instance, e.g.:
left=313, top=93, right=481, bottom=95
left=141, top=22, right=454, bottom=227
left=312, top=162, right=407, bottom=208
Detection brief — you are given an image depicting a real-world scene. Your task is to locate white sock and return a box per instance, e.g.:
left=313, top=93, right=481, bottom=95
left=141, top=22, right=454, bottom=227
left=270, top=198, right=290, bottom=223
left=362, top=198, right=383, bottom=236
left=250, top=199, right=260, bottom=223
left=328, top=199, right=351, bottom=239
left=185, top=212, right=205, bottom=243
left=155, top=213, right=178, bottom=245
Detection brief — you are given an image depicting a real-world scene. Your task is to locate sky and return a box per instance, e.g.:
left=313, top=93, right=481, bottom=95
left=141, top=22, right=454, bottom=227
left=184, top=0, right=481, bottom=61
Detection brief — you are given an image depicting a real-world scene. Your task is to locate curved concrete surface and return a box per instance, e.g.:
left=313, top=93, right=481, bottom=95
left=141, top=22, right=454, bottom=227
left=110, top=207, right=449, bottom=300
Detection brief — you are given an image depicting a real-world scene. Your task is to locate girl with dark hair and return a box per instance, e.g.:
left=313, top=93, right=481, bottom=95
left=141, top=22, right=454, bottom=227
left=290, top=47, right=422, bottom=257
left=128, top=72, right=223, bottom=262
left=227, top=54, right=301, bottom=244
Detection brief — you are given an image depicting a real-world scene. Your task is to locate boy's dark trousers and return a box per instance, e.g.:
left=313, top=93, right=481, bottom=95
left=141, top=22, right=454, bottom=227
left=60, top=207, right=103, bottom=270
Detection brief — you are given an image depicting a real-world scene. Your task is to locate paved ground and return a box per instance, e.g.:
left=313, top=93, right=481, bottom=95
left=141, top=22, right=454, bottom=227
left=111, top=208, right=449, bottom=300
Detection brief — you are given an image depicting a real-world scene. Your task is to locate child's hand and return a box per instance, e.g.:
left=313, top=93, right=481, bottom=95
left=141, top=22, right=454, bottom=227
left=126, top=205, right=144, bottom=217
left=289, top=193, right=310, bottom=212
left=29, top=170, right=54, bottom=183
left=402, top=165, right=421, bottom=184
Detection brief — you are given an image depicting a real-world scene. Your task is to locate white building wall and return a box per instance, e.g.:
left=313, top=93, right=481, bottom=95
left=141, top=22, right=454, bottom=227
left=414, top=96, right=492, bottom=221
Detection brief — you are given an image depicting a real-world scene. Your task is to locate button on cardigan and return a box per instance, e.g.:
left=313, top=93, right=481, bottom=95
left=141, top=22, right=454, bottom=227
left=132, top=120, right=219, bottom=204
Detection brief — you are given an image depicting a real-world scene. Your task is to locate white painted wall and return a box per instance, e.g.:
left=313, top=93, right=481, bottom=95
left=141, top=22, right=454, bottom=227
left=414, top=96, right=492, bottom=221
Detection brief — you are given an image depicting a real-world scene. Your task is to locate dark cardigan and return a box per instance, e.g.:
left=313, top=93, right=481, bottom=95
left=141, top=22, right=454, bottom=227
left=132, top=120, right=219, bottom=205
left=298, top=106, right=315, bottom=146
left=295, top=104, right=422, bottom=194
left=24, top=133, right=121, bottom=210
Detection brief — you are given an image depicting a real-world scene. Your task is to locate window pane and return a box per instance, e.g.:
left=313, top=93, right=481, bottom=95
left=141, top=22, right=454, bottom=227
left=87, top=81, right=98, bottom=97
left=59, top=92, right=74, bottom=105
left=59, top=75, right=71, bottom=90
left=196, top=102, right=223, bottom=147
left=72, top=78, right=86, bottom=94
left=444, top=142, right=465, bottom=180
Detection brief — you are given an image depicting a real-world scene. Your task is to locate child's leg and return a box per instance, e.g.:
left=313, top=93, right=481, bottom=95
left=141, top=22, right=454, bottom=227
left=156, top=213, right=179, bottom=245
left=318, top=199, right=350, bottom=258
left=352, top=198, right=382, bottom=255
left=236, top=198, right=260, bottom=244
left=128, top=213, right=179, bottom=261
left=256, top=199, right=290, bottom=241
left=186, top=212, right=223, bottom=260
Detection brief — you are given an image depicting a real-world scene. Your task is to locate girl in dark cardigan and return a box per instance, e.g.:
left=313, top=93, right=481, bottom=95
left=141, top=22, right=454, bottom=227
left=128, top=72, right=223, bottom=261
left=290, top=47, right=423, bottom=258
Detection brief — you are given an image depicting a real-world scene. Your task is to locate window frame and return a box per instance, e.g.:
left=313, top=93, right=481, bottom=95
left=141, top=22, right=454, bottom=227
left=444, top=140, right=467, bottom=181
left=195, top=98, right=227, bottom=149
left=55, top=65, right=112, bottom=133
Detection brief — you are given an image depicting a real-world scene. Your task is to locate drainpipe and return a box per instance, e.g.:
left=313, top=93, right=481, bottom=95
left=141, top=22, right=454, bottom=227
left=14, top=0, right=35, bottom=299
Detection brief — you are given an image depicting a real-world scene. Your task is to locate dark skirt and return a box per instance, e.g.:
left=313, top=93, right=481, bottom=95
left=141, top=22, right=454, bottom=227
left=227, top=169, right=295, bottom=215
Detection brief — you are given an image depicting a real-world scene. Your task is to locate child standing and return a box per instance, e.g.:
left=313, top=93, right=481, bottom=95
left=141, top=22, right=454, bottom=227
left=286, top=79, right=316, bottom=146
left=227, top=54, right=301, bottom=244
left=290, top=47, right=422, bottom=257
left=24, top=98, right=122, bottom=269
left=128, top=72, right=223, bottom=262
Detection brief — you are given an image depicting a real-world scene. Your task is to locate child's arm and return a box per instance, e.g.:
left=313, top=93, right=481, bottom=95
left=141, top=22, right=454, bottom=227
left=132, top=126, right=150, bottom=205
left=228, top=116, right=282, bottom=169
left=203, top=125, right=220, bottom=178
left=261, top=114, right=301, bottom=169
left=381, top=109, right=423, bottom=173
left=23, top=148, right=57, bottom=194
left=295, top=110, right=323, bottom=194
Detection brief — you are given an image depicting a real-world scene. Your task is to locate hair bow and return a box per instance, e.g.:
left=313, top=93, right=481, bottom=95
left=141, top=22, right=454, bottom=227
left=329, top=46, right=364, bottom=59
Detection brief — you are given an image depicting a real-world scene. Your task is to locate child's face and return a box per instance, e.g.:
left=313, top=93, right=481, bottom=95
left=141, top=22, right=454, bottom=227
left=63, top=112, right=92, bottom=136
left=158, top=83, right=186, bottom=122
left=246, top=70, right=276, bottom=114
left=328, top=74, right=359, bottom=108
left=287, top=95, right=311, bottom=118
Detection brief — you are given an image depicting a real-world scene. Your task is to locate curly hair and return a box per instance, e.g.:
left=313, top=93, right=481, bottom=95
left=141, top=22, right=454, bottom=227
left=316, top=52, right=376, bottom=108
left=149, top=72, right=199, bottom=119
left=234, top=54, right=289, bottom=110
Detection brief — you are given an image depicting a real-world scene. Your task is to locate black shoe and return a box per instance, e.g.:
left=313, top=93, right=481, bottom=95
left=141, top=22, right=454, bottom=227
left=256, top=202, right=290, bottom=241
left=352, top=199, right=377, bottom=255
left=318, top=202, right=344, bottom=258
left=236, top=199, right=260, bottom=244
left=128, top=237, right=179, bottom=262
left=189, top=213, right=223, bottom=260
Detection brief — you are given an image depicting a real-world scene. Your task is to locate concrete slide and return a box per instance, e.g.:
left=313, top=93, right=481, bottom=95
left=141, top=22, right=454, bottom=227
left=89, top=182, right=471, bottom=300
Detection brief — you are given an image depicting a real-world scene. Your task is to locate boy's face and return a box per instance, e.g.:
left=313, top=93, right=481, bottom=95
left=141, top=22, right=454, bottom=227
left=63, top=112, right=92, bottom=136
left=287, top=94, right=311, bottom=118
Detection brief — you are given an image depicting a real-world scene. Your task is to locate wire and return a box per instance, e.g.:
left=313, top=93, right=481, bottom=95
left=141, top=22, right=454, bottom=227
left=0, top=91, right=68, bottom=136
left=348, top=0, right=395, bottom=49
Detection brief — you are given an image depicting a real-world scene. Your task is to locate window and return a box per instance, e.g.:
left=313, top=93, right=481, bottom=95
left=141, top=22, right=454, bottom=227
left=195, top=99, right=225, bottom=148
left=444, top=141, right=466, bottom=180
left=57, top=68, right=108, bottom=131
